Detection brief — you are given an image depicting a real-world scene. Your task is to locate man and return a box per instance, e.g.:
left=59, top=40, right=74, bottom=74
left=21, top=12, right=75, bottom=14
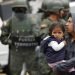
left=35, top=0, right=66, bottom=75
left=54, top=13, right=75, bottom=75
left=0, top=0, right=39, bottom=75
left=39, top=0, right=66, bottom=39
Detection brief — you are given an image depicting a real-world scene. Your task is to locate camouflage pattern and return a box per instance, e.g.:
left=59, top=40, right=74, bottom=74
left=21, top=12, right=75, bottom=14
left=40, top=18, right=66, bottom=39
left=29, top=13, right=43, bottom=37
left=37, top=18, right=66, bottom=75
left=1, top=13, right=40, bottom=75
left=29, top=13, right=51, bottom=75
left=0, top=0, right=67, bottom=75
left=41, top=0, right=64, bottom=12
left=29, top=13, right=52, bottom=75
left=61, top=0, right=69, bottom=9
left=35, top=45, right=51, bottom=75
left=35, top=1, right=66, bottom=75
left=0, top=0, right=39, bottom=75
left=1, top=12, right=51, bottom=75
left=37, top=19, right=66, bottom=75
left=37, top=50, right=52, bottom=75
left=38, top=0, right=66, bottom=38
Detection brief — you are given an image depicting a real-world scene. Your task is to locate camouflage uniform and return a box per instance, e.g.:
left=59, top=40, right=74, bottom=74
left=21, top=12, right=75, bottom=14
left=0, top=0, right=41, bottom=75
left=40, top=0, right=66, bottom=38
left=35, top=0, right=66, bottom=75
left=40, top=18, right=66, bottom=38
left=29, top=13, right=51, bottom=75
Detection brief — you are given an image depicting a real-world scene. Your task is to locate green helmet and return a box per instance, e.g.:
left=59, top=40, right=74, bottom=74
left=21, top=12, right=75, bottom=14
left=12, top=0, right=28, bottom=8
left=61, top=0, right=69, bottom=12
left=41, top=0, right=64, bottom=12
left=61, top=0, right=69, bottom=8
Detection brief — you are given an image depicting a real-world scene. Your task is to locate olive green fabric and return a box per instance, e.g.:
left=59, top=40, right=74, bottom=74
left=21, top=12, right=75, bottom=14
left=1, top=14, right=52, bottom=75
left=61, top=0, right=69, bottom=9
left=11, top=14, right=33, bottom=36
left=39, top=18, right=66, bottom=39
left=9, top=47, right=39, bottom=75
left=41, top=0, right=64, bottom=12
left=1, top=14, right=38, bottom=75
left=29, top=13, right=43, bottom=37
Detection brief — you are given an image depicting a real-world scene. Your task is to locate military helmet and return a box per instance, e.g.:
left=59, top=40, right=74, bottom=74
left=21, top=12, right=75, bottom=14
left=61, top=0, right=69, bottom=12
left=61, top=0, right=69, bottom=8
left=41, top=0, right=64, bottom=12
left=12, top=0, right=28, bottom=8
left=12, top=0, right=28, bottom=12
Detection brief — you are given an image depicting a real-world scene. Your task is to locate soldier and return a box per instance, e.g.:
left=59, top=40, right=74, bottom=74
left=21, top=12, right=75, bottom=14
left=39, top=0, right=66, bottom=39
left=0, top=0, right=41, bottom=75
left=30, top=13, right=51, bottom=75
left=35, top=0, right=66, bottom=75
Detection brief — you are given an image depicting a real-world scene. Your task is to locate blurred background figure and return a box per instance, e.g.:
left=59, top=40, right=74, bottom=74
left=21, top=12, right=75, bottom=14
left=0, top=20, right=9, bottom=74
left=0, top=1, right=13, bottom=74
left=29, top=0, right=43, bottom=14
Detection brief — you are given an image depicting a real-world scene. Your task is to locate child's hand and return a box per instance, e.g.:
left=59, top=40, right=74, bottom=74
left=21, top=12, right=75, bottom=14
left=63, top=41, right=66, bottom=45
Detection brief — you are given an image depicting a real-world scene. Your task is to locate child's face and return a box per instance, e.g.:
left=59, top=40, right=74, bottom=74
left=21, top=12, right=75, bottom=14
left=65, top=17, right=74, bottom=33
left=52, top=26, right=64, bottom=40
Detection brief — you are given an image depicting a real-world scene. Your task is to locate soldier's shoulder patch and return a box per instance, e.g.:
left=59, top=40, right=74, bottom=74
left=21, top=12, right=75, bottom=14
left=40, top=23, right=48, bottom=28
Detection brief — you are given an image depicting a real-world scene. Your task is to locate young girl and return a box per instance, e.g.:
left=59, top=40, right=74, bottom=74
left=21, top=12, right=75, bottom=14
left=41, top=22, right=66, bottom=70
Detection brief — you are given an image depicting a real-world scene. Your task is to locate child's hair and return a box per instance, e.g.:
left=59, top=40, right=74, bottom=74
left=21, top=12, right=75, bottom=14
left=49, top=22, right=65, bottom=36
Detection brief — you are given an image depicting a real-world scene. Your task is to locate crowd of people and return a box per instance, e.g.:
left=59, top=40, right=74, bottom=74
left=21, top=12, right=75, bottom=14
left=0, top=0, right=75, bottom=75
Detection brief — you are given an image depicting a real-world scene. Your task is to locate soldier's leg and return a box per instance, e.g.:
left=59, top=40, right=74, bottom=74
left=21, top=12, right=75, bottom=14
left=9, top=49, right=23, bottom=75
left=24, top=48, right=41, bottom=75
left=33, top=46, right=51, bottom=75
left=37, top=53, right=52, bottom=75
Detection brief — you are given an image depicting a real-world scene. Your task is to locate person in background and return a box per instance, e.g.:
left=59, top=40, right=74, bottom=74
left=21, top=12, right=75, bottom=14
left=39, top=0, right=66, bottom=40
left=54, top=13, right=75, bottom=75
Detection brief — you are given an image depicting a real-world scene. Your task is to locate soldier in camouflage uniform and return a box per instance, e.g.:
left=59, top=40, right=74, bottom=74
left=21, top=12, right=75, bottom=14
left=34, top=0, right=66, bottom=75
left=39, top=0, right=66, bottom=39
left=0, top=0, right=42, bottom=75
left=28, top=10, right=51, bottom=75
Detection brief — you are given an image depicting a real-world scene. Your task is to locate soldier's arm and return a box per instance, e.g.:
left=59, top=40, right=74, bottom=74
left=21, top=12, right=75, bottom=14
left=40, top=19, right=48, bottom=29
left=40, top=19, right=49, bottom=40
left=40, top=36, right=50, bottom=53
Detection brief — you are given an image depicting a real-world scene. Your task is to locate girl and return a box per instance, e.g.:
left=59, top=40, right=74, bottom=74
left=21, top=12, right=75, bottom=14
left=41, top=22, right=66, bottom=70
